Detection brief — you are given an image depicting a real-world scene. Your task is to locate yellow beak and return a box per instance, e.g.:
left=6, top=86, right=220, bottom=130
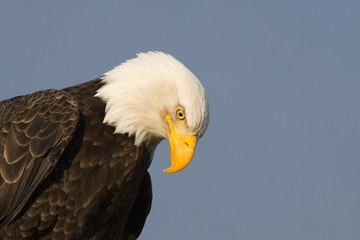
left=163, top=115, right=197, bottom=173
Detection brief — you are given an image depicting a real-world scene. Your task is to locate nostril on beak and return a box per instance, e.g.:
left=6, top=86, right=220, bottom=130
left=181, top=136, right=197, bottom=149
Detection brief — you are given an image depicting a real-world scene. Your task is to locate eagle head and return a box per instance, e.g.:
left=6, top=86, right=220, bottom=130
left=95, top=51, right=209, bottom=173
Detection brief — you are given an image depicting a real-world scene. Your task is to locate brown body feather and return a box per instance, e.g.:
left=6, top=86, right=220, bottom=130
left=0, top=79, right=152, bottom=239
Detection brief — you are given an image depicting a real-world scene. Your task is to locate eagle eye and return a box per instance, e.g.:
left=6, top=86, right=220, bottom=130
left=175, top=107, right=186, bottom=121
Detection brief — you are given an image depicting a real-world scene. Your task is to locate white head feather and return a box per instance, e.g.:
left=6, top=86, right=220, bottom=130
left=95, top=51, right=209, bottom=147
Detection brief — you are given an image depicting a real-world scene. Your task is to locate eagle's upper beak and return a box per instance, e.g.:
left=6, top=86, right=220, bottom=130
left=163, top=115, right=197, bottom=173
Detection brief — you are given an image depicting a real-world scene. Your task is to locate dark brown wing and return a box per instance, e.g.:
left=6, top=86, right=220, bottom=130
left=0, top=89, right=79, bottom=227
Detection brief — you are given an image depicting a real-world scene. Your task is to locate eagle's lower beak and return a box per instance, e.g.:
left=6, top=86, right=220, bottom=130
left=164, top=115, right=197, bottom=173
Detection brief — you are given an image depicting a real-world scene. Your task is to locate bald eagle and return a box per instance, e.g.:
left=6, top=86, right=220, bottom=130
left=0, top=52, right=209, bottom=239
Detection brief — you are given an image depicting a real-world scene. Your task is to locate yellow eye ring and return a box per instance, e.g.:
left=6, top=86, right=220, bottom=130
left=175, top=107, right=186, bottom=121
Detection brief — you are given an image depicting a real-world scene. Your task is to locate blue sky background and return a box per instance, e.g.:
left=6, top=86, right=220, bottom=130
left=1, top=1, right=360, bottom=239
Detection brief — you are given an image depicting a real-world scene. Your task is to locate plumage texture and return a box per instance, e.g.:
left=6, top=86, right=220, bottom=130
left=0, top=80, right=152, bottom=239
left=0, top=51, right=209, bottom=239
